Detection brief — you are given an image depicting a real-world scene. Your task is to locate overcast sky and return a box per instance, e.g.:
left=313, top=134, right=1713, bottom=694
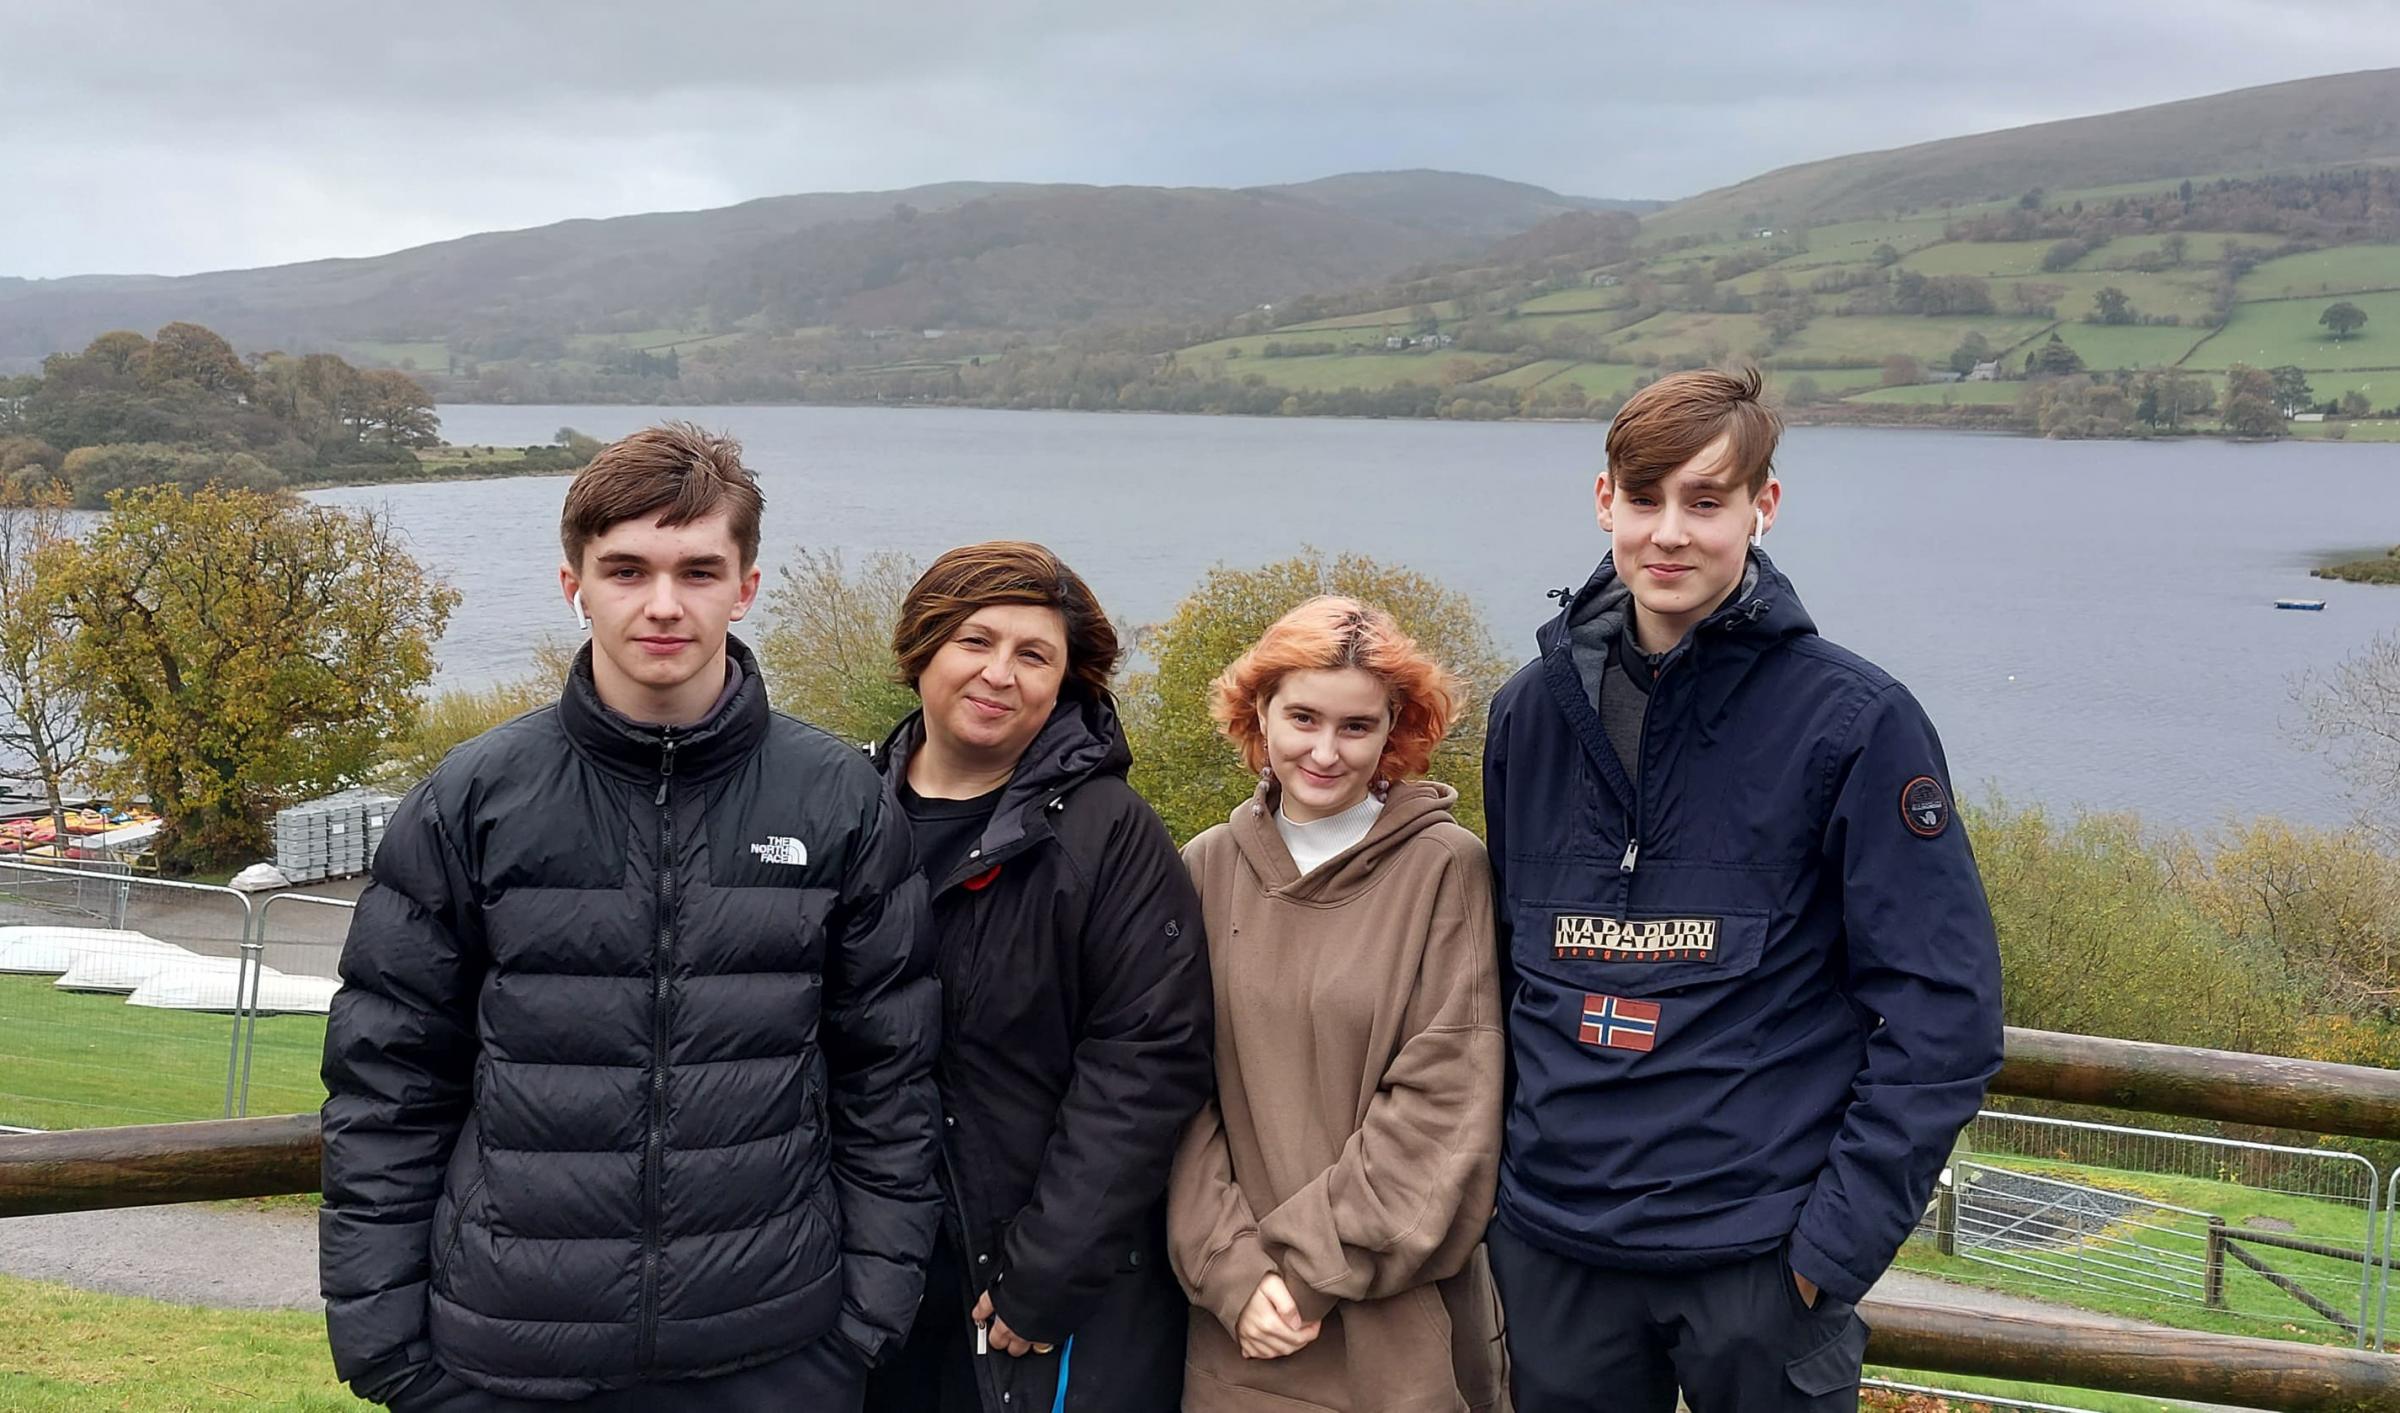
left=8, top=1, right=2400, bottom=279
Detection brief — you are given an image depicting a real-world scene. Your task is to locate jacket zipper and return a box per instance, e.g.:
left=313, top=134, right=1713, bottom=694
left=1610, top=595, right=1772, bottom=923
left=638, top=731, right=677, bottom=1369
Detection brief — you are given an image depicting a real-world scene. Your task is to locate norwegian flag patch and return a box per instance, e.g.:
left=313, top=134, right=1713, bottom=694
left=1578, top=993, right=1661, bottom=1052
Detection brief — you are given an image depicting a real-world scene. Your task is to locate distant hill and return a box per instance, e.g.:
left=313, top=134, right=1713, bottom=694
left=0, top=171, right=1632, bottom=369
left=1652, top=68, right=2400, bottom=234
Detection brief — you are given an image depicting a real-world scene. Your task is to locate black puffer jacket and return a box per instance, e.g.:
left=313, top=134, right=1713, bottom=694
left=873, top=695, right=1213, bottom=1413
left=321, top=640, right=942, bottom=1403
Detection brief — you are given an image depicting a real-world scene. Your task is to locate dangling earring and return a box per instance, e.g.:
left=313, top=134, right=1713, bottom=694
left=1254, top=764, right=1273, bottom=816
left=1372, top=777, right=1391, bottom=801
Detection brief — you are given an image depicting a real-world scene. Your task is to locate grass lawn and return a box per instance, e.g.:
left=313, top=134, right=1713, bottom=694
left=2235, top=245, right=2400, bottom=301
left=0, top=1274, right=366, bottom=1412
left=2185, top=291, right=2400, bottom=370
left=0, top=976, right=327, bottom=1130
left=1868, top=1367, right=2191, bottom=1412
left=1891, top=1155, right=2378, bottom=1348
left=2049, top=323, right=2212, bottom=371
left=1769, top=366, right=1889, bottom=395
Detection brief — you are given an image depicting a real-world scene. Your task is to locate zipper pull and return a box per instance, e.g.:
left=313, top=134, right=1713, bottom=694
left=1619, top=838, right=1640, bottom=874
left=655, top=734, right=677, bottom=806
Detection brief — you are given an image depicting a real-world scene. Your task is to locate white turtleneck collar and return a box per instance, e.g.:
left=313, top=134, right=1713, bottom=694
left=1275, top=793, right=1384, bottom=877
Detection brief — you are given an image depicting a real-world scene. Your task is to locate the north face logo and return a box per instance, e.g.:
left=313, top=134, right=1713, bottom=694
left=749, top=837, right=808, bottom=866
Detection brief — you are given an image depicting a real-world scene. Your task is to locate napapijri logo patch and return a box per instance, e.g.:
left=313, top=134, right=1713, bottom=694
left=1901, top=776, right=1950, bottom=839
left=1553, top=914, right=1718, bottom=963
left=748, top=836, right=809, bottom=866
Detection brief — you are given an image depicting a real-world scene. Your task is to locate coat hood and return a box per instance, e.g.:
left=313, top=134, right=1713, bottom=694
left=1227, top=777, right=1462, bottom=905
left=876, top=689, right=1133, bottom=890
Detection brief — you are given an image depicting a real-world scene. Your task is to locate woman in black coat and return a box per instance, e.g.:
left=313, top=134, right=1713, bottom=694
left=862, top=540, right=1213, bottom=1413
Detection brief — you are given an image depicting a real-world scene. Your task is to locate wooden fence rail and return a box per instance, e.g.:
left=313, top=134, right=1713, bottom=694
left=9, top=1026, right=2400, bottom=1408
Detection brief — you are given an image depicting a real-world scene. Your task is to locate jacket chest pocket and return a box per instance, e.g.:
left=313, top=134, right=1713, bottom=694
left=1513, top=899, right=1770, bottom=999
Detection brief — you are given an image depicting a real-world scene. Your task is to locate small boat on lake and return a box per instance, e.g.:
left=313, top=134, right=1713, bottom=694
left=2276, top=598, right=2328, bottom=611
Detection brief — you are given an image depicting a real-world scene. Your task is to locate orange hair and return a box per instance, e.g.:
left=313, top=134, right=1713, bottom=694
left=1210, top=596, right=1460, bottom=783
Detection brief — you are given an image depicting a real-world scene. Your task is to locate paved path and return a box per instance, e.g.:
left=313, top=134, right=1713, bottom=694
left=0, top=1200, right=322, bottom=1310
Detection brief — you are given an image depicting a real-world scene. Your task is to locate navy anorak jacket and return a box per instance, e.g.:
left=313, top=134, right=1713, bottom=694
left=1483, top=551, right=2003, bottom=1304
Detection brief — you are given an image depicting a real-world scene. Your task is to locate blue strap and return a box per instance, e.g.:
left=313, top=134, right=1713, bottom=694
left=1048, top=1335, right=1076, bottom=1413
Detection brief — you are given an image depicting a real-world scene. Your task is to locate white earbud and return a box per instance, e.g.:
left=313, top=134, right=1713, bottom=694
left=1750, top=510, right=1765, bottom=548
left=572, top=590, right=590, bottom=632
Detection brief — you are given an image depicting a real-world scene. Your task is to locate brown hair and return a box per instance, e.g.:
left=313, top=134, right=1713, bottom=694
left=559, top=422, right=764, bottom=569
left=1605, top=366, right=1783, bottom=496
left=893, top=541, right=1121, bottom=702
left=1210, top=596, right=1459, bottom=783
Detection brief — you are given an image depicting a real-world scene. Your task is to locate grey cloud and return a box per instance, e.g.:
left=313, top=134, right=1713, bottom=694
left=8, top=0, right=2400, bottom=276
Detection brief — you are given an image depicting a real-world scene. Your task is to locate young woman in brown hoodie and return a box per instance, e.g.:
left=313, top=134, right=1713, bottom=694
left=1167, top=596, right=1507, bottom=1413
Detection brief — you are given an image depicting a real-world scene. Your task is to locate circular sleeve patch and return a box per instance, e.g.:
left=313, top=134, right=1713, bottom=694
left=1901, top=776, right=1950, bottom=838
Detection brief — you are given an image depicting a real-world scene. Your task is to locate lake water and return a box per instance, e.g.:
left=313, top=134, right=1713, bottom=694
left=313, top=404, right=2400, bottom=831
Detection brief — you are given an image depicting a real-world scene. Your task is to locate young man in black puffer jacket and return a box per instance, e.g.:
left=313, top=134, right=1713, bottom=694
left=321, top=423, right=942, bottom=1410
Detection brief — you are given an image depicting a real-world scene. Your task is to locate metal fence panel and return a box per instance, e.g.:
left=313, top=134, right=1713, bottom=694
left=0, top=858, right=254, bottom=1129
left=241, top=891, right=355, bottom=1117
left=1916, top=1109, right=2382, bottom=1349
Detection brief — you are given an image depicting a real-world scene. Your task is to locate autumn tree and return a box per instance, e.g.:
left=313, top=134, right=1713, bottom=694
left=2322, top=301, right=2368, bottom=342
left=0, top=483, right=94, bottom=844
left=755, top=547, right=924, bottom=746
left=1119, top=551, right=1510, bottom=843
left=141, top=321, right=254, bottom=401
left=2220, top=363, right=2282, bottom=438
left=53, top=485, right=457, bottom=870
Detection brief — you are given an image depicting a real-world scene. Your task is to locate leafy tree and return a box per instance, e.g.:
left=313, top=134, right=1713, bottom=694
left=2026, top=333, right=2085, bottom=377
left=348, top=369, right=441, bottom=447
left=53, top=485, right=457, bottom=870
left=2269, top=365, right=2315, bottom=416
left=2341, top=390, right=2373, bottom=418
left=1870, top=243, right=1900, bottom=267
left=756, top=548, right=925, bottom=747
left=554, top=426, right=606, bottom=463
left=2090, top=287, right=2135, bottom=325
left=1947, top=332, right=1992, bottom=376
left=2131, top=367, right=2208, bottom=432
left=2220, top=363, right=2282, bottom=437
left=0, top=483, right=94, bottom=844
left=2160, top=234, right=2188, bottom=268
left=1119, top=551, right=1510, bottom=843
left=1879, top=354, right=1923, bottom=387
left=58, top=442, right=281, bottom=509
left=379, top=640, right=576, bottom=789
left=2322, top=301, right=2369, bottom=342
left=141, top=321, right=254, bottom=401
left=2040, top=239, right=2089, bottom=272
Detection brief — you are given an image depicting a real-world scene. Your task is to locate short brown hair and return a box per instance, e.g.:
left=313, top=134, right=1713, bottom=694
left=559, top=422, right=764, bottom=569
left=893, top=541, right=1121, bottom=702
left=1210, top=596, right=1460, bottom=783
left=1605, top=366, right=1782, bottom=496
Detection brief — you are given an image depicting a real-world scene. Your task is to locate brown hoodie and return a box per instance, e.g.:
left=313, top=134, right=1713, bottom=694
left=1168, top=779, right=1507, bottom=1413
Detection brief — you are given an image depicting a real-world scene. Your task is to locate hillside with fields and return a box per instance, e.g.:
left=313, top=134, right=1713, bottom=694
left=1124, top=72, right=2400, bottom=440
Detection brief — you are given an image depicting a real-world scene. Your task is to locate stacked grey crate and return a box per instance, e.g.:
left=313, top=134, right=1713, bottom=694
left=271, top=788, right=401, bottom=884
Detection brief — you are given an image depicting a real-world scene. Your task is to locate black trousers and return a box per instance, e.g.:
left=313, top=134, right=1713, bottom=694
left=389, top=1340, right=864, bottom=1412
left=1487, top=1219, right=1870, bottom=1413
left=861, top=1229, right=987, bottom=1413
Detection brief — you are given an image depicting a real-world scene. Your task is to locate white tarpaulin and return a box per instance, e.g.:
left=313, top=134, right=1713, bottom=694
left=0, top=926, right=178, bottom=976
left=128, top=965, right=334, bottom=1015
left=54, top=946, right=255, bottom=994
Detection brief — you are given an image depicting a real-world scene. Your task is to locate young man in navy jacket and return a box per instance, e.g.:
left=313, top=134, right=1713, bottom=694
left=1482, top=367, right=2003, bottom=1411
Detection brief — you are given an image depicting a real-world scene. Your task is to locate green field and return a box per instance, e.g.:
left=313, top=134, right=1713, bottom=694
left=1219, top=352, right=1461, bottom=392
left=1900, top=240, right=2062, bottom=278
left=0, top=975, right=327, bottom=1130
left=2068, top=231, right=2253, bottom=272
left=1847, top=379, right=2029, bottom=406
left=1607, top=310, right=1775, bottom=359
left=1514, top=286, right=1634, bottom=316
left=2050, top=322, right=2213, bottom=370
left=0, top=1274, right=366, bottom=1412
left=1779, top=314, right=2053, bottom=366
left=2235, top=245, right=2400, bottom=301
left=2185, top=292, right=2400, bottom=370
left=1275, top=300, right=1461, bottom=332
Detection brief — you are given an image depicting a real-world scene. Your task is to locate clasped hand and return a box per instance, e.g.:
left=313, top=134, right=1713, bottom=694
left=1235, top=1272, right=1322, bottom=1360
